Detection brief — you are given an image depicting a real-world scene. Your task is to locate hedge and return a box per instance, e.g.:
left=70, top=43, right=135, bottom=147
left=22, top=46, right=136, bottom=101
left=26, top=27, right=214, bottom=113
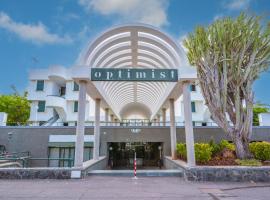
left=176, top=143, right=212, bottom=163
left=249, top=141, right=270, bottom=161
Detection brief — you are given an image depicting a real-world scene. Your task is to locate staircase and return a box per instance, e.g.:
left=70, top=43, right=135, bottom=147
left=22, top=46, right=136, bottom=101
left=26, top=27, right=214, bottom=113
left=88, top=169, right=183, bottom=177
left=0, top=160, right=22, bottom=168
left=42, top=109, right=59, bottom=126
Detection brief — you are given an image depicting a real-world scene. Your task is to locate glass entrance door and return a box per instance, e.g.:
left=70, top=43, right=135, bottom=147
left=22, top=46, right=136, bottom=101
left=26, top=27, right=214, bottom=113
left=108, top=142, right=163, bottom=169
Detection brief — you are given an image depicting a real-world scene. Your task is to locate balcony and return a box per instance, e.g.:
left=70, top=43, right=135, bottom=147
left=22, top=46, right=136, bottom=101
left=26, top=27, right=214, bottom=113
left=48, top=66, right=68, bottom=82
left=46, top=95, right=67, bottom=120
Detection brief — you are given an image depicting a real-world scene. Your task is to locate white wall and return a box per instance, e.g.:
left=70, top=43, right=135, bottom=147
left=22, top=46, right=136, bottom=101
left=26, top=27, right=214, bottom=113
left=29, top=101, right=54, bottom=121
left=259, top=113, right=270, bottom=126
left=0, top=112, right=7, bottom=126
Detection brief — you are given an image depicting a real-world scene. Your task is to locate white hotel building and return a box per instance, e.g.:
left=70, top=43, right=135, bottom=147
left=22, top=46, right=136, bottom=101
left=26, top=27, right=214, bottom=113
left=23, top=24, right=223, bottom=169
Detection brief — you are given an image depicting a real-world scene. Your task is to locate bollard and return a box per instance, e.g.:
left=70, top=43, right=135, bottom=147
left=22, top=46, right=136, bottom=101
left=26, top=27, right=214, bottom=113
left=133, top=151, right=138, bottom=179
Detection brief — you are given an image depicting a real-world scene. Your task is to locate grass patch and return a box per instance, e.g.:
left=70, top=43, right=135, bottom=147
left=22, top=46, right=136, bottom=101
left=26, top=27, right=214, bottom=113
left=235, top=159, right=262, bottom=166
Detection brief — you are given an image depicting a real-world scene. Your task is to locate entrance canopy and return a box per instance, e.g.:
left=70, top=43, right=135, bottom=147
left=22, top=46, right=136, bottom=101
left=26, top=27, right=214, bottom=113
left=72, top=24, right=196, bottom=120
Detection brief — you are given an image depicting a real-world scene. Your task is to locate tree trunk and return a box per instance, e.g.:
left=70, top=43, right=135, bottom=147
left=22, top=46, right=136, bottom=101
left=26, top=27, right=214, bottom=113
left=234, top=135, right=252, bottom=159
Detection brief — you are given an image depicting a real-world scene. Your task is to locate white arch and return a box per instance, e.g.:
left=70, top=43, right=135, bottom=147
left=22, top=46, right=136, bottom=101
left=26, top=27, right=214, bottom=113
left=80, top=24, right=187, bottom=119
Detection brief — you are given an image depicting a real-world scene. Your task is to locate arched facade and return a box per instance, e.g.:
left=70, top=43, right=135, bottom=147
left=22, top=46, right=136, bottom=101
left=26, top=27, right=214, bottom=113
left=71, top=24, right=197, bottom=175
left=77, top=24, right=194, bottom=120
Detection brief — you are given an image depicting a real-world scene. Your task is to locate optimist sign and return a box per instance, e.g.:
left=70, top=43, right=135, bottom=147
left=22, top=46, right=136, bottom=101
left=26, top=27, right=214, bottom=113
left=91, top=68, right=178, bottom=82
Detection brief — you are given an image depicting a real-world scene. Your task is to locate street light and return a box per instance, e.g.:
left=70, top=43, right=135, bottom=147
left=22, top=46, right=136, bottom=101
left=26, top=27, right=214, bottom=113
left=109, top=146, right=113, bottom=169
left=158, top=145, right=162, bottom=169
left=158, top=146, right=162, bottom=159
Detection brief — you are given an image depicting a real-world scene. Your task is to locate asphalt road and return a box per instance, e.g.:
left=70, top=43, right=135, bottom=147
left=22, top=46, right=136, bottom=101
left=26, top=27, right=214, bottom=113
left=0, top=176, right=269, bottom=200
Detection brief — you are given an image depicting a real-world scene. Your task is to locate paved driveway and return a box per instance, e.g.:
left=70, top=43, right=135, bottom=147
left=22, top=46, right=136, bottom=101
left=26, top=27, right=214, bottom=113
left=0, top=176, right=269, bottom=200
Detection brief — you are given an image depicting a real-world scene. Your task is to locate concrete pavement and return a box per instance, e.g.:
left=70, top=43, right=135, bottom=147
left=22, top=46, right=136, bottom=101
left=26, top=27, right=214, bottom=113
left=0, top=176, right=269, bottom=200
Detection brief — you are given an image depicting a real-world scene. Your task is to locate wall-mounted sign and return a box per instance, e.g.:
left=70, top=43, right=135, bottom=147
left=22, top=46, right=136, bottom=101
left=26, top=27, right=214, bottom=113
left=91, top=68, right=178, bottom=82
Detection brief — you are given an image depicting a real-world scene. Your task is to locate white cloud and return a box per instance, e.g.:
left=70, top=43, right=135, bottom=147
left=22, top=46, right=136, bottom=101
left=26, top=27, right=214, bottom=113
left=0, top=12, right=72, bottom=45
left=224, top=0, right=251, bottom=10
left=213, top=14, right=224, bottom=21
left=78, top=0, right=169, bottom=27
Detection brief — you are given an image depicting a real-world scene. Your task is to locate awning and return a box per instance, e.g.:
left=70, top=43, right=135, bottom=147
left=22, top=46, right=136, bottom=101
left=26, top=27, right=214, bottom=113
left=48, top=135, right=94, bottom=147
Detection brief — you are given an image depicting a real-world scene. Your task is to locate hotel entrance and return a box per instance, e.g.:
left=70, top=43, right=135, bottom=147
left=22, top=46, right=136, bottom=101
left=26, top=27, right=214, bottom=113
left=108, top=142, right=163, bottom=169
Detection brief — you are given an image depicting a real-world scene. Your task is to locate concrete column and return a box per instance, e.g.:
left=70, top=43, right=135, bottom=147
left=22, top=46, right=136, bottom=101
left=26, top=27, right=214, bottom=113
left=162, top=108, right=166, bottom=126
left=94, top=98, right=101, bottom=160
left=169, top=99, right=177, bottom=159
left=74, top=80, right=87, bottom=168
left=153, top=118, right=157, bottom=126
left=105, top=108, right=109, bottom=126
left=183, top=81, right=196, bottom=167
left=110, top=114, right=114, bottom=121
left=157, top=115, right=161, bottom=126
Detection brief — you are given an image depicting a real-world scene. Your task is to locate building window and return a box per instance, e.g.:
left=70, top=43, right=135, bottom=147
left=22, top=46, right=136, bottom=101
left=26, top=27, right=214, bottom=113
left=190, top=84, right=196, bottom=92
left=37, top=101, right=46, bottom=112
left=191, top=101, right=196, bottom=113
left=73, top=82, right=79, bottom=91
left=48, top=147, right=93, bottom=167
left=36, top=80, right=44, bottom=91
left=74, top=101, right=78, bottom=112
left=60, top=87, right=66, bottom=96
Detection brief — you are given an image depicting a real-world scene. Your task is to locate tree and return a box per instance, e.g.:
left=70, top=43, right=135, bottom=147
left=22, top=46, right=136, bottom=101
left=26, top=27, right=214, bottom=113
left=253, top=103, right=270, bottom=126
left=0, top=91, right=30, bottom=125
left=184, top=13, right=270, bottom=159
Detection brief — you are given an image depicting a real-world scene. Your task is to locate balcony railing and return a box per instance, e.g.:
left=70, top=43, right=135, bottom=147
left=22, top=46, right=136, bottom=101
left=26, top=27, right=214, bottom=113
left=2, top=121, right=221, bottom=127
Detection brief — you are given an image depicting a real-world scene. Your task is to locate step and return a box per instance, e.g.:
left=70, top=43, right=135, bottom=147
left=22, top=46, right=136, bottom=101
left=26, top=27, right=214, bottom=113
left=87, top=169, right=183, bottom=177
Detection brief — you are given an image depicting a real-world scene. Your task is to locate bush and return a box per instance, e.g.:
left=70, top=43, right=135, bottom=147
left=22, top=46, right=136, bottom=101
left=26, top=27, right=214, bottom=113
left=208, top=139, right=221, bottom=156
left=176, top=143, right=212, bottom=163
left=249, top=141, right=270, bottom=161
left=195, top=143, right=213, bottom=163
left=235, top=159, right=262, bottom=166
left=219, top=140, right=235, bottom=151
left=176, top=143, right=187, bottom=159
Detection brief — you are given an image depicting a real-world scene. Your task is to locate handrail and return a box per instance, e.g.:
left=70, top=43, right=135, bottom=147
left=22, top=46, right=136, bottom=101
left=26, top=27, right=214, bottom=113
left=0, top=157, right=74, bottom=168
left=3, top=121, right=224, bottom=127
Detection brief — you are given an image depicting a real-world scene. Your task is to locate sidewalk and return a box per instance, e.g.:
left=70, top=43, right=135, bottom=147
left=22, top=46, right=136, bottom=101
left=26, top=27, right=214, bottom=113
left=0, top=176, right=269, bottom=199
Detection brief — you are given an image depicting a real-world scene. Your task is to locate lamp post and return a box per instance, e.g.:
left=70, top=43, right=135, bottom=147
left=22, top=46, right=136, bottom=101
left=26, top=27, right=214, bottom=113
left=109, top=146, right=113, bottom=169
left=158, top=145, right=162, bottom=169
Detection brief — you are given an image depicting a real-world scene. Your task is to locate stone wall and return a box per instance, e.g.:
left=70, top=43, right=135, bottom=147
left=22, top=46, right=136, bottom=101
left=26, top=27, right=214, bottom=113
left=185, top=167, right=270, bottom=182
left=164, top=157, right=270, bottom=182
left=0, top=168, right=71, bottom=179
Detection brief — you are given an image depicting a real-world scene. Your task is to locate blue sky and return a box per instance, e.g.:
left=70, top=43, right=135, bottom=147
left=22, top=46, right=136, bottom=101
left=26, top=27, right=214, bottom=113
left=0, top=0, right=269, bottom=103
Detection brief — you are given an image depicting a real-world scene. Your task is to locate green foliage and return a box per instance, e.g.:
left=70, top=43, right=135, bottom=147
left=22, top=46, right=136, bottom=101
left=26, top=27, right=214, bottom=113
left=0, top=93, right=30, bottom=125
left=249, top=141, right=270, bottom=161
left=184, top=13, right=270, bottom=79
left=176, top=143, right=187, bottom=159
left=219, top=139, right=235, bottom=151
left=235, top=159, right=262, bottom=166
left=253, top=103, right=270, bottom=126
left=183, top=12, right=270, bottom=159
left=208, top=139, right=221, bottom=156
left=176, top=143, right=213, bottom=163
left=194, top=143, right=213, bottom=163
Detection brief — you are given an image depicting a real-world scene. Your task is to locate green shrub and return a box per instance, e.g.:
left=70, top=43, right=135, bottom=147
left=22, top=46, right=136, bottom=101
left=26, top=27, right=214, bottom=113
left=194, top=143, right=213, bottom=163
left=176, top=143, right=212, bottom=163
left=176, top=143, right=187, bottom=159
left=219, top=139, right=235, bottom=151
left=208, top=139, right=221, bottom=156
left=249, top=141, right=270, bottom=161
left=235, top=159, right=262, bottom=166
